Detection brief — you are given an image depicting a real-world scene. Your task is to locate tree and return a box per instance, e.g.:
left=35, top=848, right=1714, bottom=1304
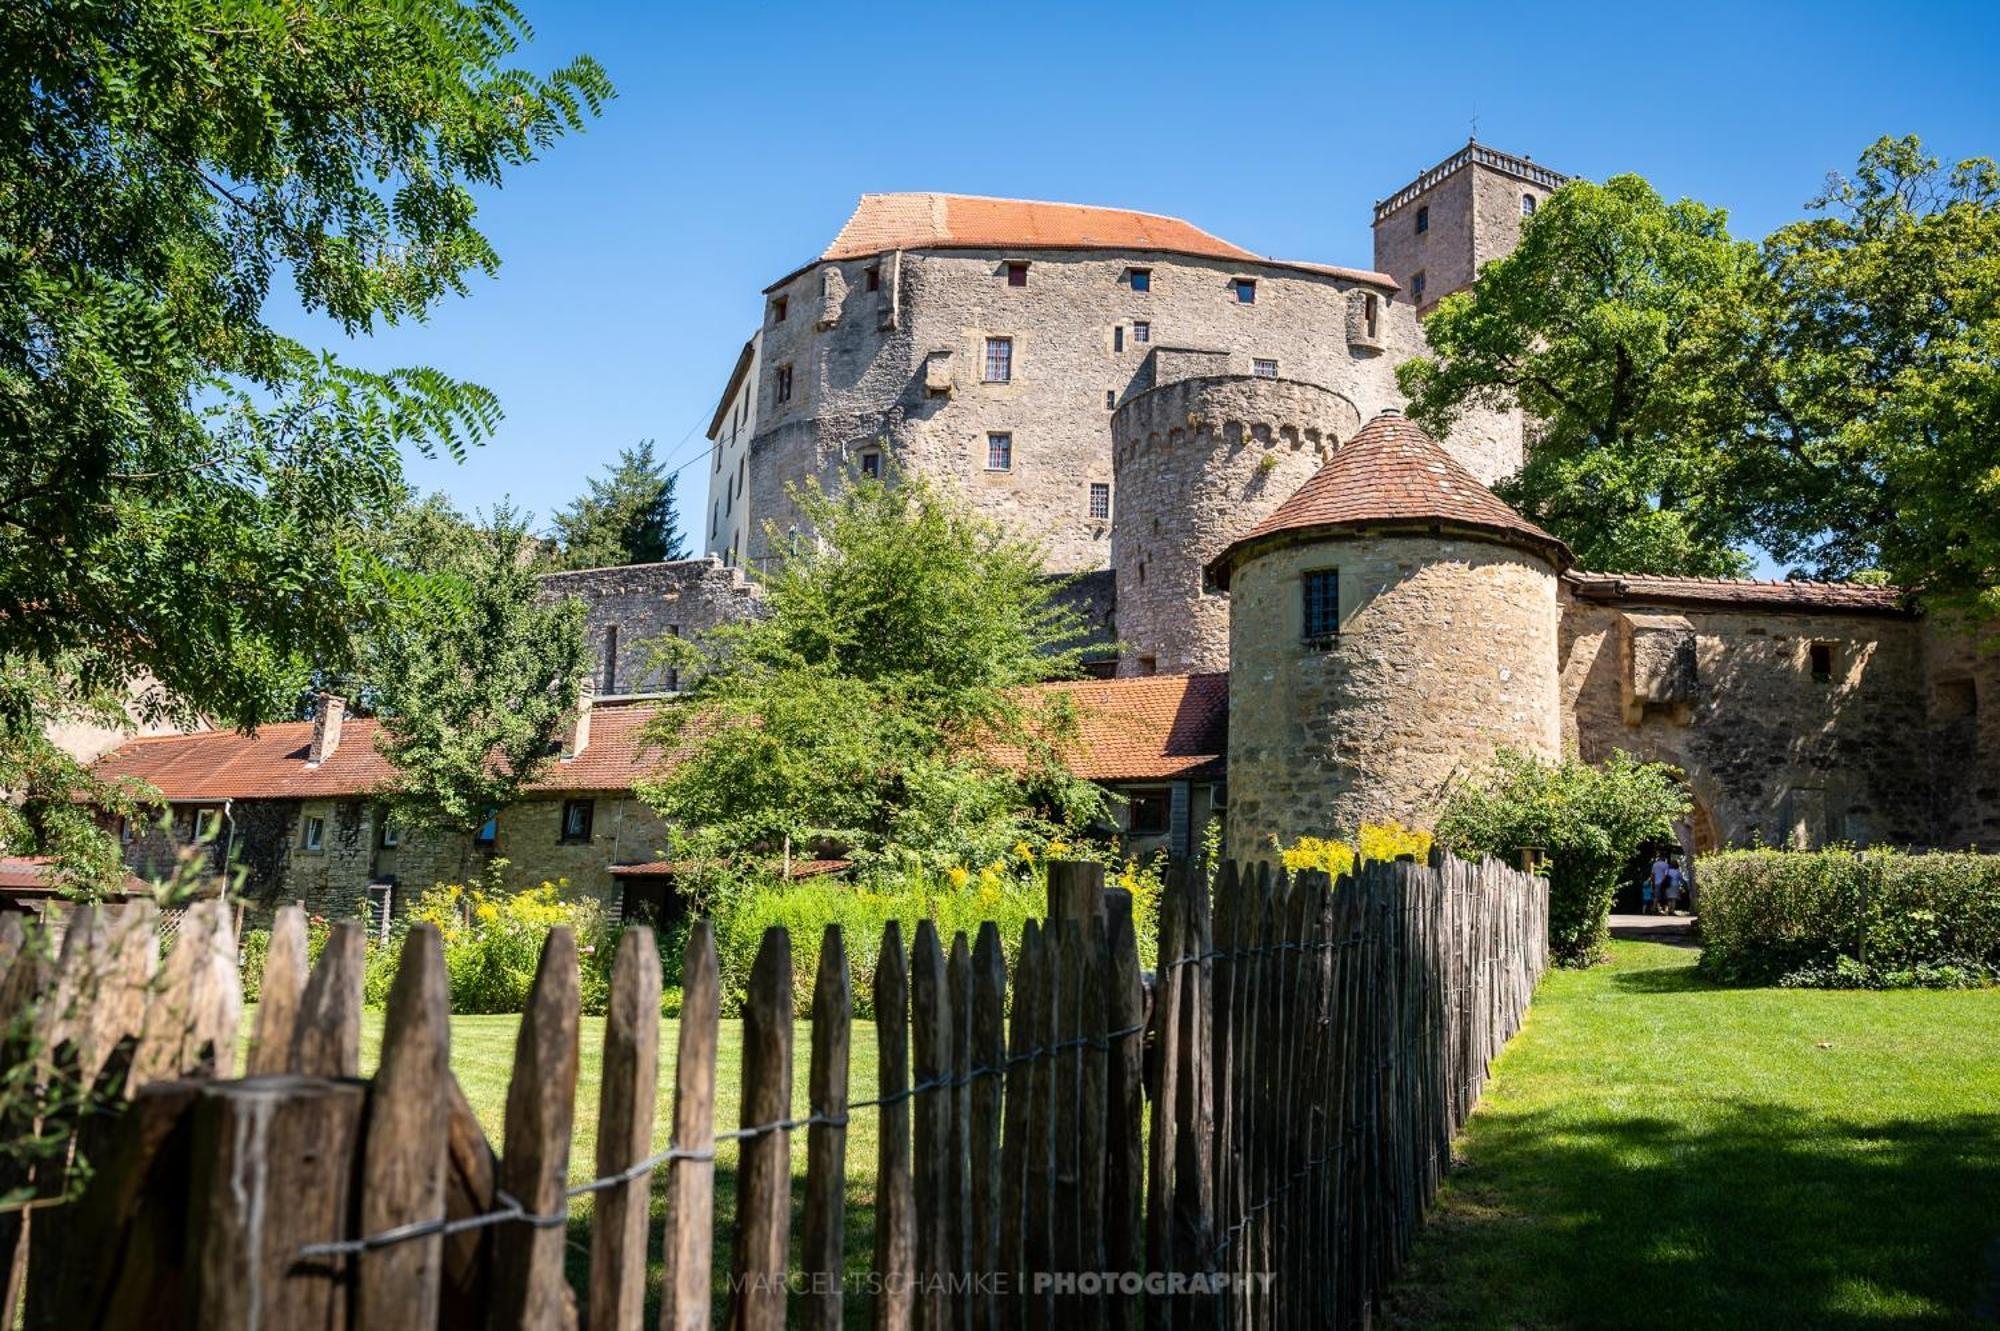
left=1436, top=749, right=1689, bottom=966
left=638, top=473, right=1106, bottom=870
left=1726, top=137, right=2000, bottom=617
left=552, top=439, right=689, bottom=569
left=0, top=1, right=608, bottom=891
left=1398, top=175, right=1759, bottom=576
left=367, top=502, right=591, bottom=832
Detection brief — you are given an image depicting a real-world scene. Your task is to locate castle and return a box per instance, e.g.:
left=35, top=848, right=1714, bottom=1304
left=84, top=143, right=1999, bottom=920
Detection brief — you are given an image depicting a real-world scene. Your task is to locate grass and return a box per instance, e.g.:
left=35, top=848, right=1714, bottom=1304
left=350, top=1013, right=884, bottom=1325
left=1384, top=941, right=2000, bottom=1330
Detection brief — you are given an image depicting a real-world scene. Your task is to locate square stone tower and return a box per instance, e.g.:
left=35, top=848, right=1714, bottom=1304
left=1372, top=140, right=1569, bottom=313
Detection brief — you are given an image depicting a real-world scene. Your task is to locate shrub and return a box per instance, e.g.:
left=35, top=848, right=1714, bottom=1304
left=1437, top=749, right=1688, bottom=966
left=401, top=878, right=618, bottom=1014
left=1697, top=847, right=2000, bottom=988
left=709, top=852, right=1163, bottom=1018
left=1278, top=822, right=1434, bottom=878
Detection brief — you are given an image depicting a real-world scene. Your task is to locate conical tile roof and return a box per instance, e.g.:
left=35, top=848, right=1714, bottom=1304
left=1207, top=409, right=1570, bottom=586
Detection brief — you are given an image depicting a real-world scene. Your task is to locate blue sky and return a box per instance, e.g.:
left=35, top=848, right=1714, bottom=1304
left=276, top=0, right=2000, bottom=543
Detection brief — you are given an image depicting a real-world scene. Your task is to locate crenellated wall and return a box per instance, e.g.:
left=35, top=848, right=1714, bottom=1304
left=1110, top=374, right=1361, bottom=675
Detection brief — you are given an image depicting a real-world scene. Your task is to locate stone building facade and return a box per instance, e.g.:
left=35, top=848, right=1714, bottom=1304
left=710, top=189, right=1529, bottom=576
left=1211, top=412, right=1567, bottom=851
left=540, top=557, right=761, bottom=697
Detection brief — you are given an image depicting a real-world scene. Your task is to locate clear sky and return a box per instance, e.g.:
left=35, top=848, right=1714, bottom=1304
left=274, top=0, right=2000, bottom=543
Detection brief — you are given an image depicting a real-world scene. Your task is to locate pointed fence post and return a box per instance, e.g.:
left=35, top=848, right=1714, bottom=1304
left=290, top=919, right=364, bottom=1079
left=590, top=926, right=661, bottom=1331
left=872, top=921, right=915, bottom=1331
left=357, top=924, right=452, bottom=1331
left=660, top=921, right=719, bottom=1331
left=489, top=927, right=581, bottom=1331
left=247, top=905, right=308, bottom=1075
left=801, top=925, right=852, bottom=1331
left=727, top=927, right=794, bottom=1331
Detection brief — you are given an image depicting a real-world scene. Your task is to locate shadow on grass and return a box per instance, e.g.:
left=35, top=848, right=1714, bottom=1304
left=1388, top=1100, right=2000, bottom=1330
left=1606, top=964, right=1718, bottom=995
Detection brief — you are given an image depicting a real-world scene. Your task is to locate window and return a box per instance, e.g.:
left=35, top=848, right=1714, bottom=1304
left=1809, top=642, right=1836, bottom=682
left=301, top=815, right=326, bottom=852
left=1253, top=358, right=1278, bottom=379
left=1521, top=193, right=1537, bottom=218
left=771, top=295, right=788, bottom=323
left=983, top=336, right=1013, bottom=383
left=119, top=816, right=135, bottom=845
left=560, top=799, right=595, bottom=844
left=1113, top=325, right=1124, bottom=353
left=1128, top=789, right=1170, bottom=837
left=1302, top=569, right=1340, bottom=641
left=1938, top=678, right=1978, bottom=720
left=986, top=432, right=1013, bottom=471
left=475, top=810, right=498, bottom=846
left=865, top=264, right=881, bottom=292
left=1137, top=654, right=1157, bottom=676
left=665, top=624, right=681, bottom=693
left=1129, top=267, right=1151, bottom=292
left=602, top=624, right=618, bottom=694
left=1411, top=271, right=1427, bottom=304
left=194, top=808, right=221, bottom=841
left=1415, top=205, right=1430, bottom=234
left=775, top=364, right=793, bottom=404
left=1133, top=321, right=1150, bottom=343
left=860, top=449, right=882, bottom=479
left=380, top=817, right=401, bottom=849
left=1089, top=482, right=1110, bottom=519
left=1234, top=278, right=1256, bottom=304
left=710, top=502, right=718, bottom=539
left=1364, top=293, right=1379, bottom=339
left=1106, top=389, right=1116, bottom=410
left=1006, top=261, right=1029, bottom=287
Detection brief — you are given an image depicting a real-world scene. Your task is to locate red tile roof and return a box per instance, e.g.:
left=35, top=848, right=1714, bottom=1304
left=779, top=193, right=1396, bottom=291
left=0, top=856, right=144, bottom=895
left=92, top=672, right=1227, bottom=802
left=1209, top=410, right=1570, bottom=586
left=1565, top=572, right=1913, bottom=615
left=1026, top=673, right=1229, bottom=781
left=91, top=700, right=675, bottom=801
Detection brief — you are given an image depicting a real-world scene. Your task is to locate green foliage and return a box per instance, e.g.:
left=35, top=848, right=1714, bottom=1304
left=640, top=471, right=1110, bottom=869
left=0, top=0, right=608, bottom=887
left=1437, top=749, right=1689, bottom=966
left=399, top=874, right=617, bottom=1015
left=1400, top=174, right=1758, bottom=576
left=707, top=854, right=1162, bottom=1018
left=552, top=439, right=689, bottom=569
left=1697, top=847, right=2000, bottom=988
left=1401, top=135, right=2000, bottom=619
left=1724, top=136, right=2000, bottom=617
left=367, top=503, right=592, bottom=832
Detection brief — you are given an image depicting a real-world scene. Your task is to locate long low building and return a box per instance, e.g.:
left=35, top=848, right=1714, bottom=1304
left=90, top=676, right=1226, bottom=919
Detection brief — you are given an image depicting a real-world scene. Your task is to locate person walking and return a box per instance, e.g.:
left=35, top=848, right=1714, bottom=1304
left=1664, top=858, right=1685, bottom=915
left=1647, top=853, right=1670, bottom=915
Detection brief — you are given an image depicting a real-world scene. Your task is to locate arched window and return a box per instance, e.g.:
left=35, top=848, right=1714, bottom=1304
left=1521, top=193, right=1537, bottom=218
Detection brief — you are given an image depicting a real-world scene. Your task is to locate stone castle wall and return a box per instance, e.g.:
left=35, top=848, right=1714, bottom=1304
left=540, top=558, right=761, bottom=695
left=1227, top=534, right=1560, bottom=851
left=1920, top=622, right=2000, bottom=847
left=1110, top=375, right=1360, bottom=675
left=745, top=246, right=1521, bottom=574
left=1562, top=592, right=1991, bottom=850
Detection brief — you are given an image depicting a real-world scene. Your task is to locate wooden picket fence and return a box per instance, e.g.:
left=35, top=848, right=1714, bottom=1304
left=0, top=854, right=1546, bottom=1330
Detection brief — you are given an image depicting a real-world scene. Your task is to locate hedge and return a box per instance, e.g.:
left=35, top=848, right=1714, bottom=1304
left=1697, top=848, right=2000, bottom=988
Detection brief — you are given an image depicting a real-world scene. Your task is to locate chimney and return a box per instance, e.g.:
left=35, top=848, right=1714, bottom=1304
left=562, top=677, right=594, bottom=761
left=309, top=694, right=346, bottom=765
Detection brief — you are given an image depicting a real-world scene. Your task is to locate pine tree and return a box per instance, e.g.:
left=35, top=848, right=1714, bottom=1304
left=553, top=440, right=690, bottom=568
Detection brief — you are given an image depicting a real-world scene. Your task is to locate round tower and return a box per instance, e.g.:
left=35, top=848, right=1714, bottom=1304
left=1110, top=375, right=1361, bottom=675
left=1208, top=408, right=1571, bottom=853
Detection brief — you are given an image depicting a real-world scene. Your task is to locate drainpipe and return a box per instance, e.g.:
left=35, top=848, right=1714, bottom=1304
left=218, top=798, right=235, bottom=899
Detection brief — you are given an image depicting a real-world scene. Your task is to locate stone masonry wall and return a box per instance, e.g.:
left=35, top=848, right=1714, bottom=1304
left=1559, top=594, right=1934, bottom=848
left=1921, top=621, right=2000, bottom=847
left=1226, top=534, right=1560, bottom=852
left=1111, top=375, right=1361, bottom=675
left=745, top=246, right=1519, bottom=574
left=491, top=795, right=673, bottom=907
left=540, top=558, right=762, bottom=696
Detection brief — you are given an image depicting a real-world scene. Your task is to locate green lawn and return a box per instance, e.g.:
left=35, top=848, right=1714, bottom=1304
left=1385, top=941, right=2000, bottom=1330
left=353, top=1013, right=884, bottom=1324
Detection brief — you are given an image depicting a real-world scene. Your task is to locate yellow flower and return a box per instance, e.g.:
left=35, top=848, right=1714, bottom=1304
left=947, top=865, right=970, bottom=889
left=1013, top=840, right=1034, bottom=864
